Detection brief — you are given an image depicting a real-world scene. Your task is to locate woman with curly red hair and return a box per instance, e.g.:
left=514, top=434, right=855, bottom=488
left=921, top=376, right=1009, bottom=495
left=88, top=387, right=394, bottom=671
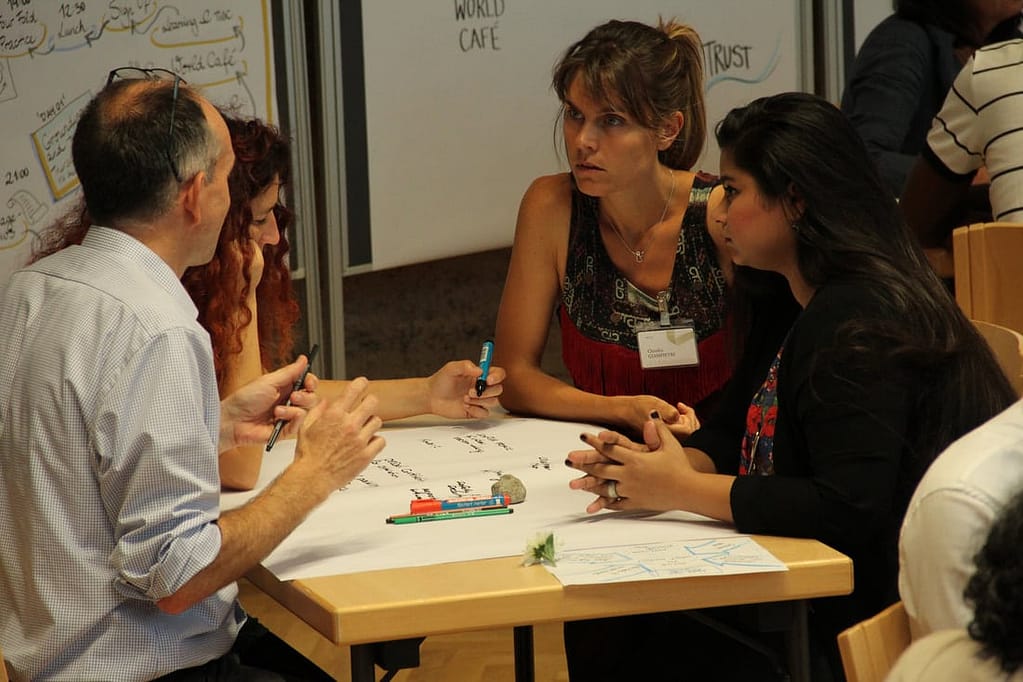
left=31, top=114, right=505, bottom=490
left=183, top=115, right=301, bottom=396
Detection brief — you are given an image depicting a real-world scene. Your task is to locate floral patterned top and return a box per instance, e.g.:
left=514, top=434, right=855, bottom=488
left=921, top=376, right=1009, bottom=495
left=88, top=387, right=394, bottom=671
left=740, top=343, right=784, bottom=476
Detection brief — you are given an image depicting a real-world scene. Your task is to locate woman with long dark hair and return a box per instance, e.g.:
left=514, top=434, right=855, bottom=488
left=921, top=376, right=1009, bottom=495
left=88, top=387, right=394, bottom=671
left=563, top=92, right=1017, bottom=679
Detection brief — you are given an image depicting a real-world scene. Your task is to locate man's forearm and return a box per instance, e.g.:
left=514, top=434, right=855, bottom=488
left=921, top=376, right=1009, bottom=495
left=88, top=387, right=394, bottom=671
left=156, top=460, right=331, bottom=614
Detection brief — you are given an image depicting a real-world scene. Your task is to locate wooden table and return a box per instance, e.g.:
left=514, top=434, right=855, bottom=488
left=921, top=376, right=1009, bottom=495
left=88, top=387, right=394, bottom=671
left=246, top=534, right=852, bottom=681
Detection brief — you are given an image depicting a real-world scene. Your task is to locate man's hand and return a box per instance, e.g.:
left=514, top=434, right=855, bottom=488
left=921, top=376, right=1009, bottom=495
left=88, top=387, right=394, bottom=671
left=158, top=376, right=383, bottom=616
left=219, top=355, right=319, bottom=452
left=291, top=377, right=386, bottom=492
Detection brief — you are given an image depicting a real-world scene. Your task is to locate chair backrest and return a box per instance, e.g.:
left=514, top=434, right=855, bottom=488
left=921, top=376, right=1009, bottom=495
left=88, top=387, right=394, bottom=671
left=836, top=601, right=911, bottom=682
left=974, top=319, right=1023, bottom=397
left=953, top=222, right=1023, bottom=333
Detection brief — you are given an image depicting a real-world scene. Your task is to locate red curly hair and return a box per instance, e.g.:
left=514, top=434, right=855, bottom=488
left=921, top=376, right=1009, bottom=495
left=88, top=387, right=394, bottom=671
left=182, top=114, right=300, bottom=386
left=31, top=114, right=301, bottom=389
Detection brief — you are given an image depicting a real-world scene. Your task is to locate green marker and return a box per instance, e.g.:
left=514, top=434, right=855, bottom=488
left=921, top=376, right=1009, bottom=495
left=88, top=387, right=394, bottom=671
left=386, top=506, right=514, bottom=525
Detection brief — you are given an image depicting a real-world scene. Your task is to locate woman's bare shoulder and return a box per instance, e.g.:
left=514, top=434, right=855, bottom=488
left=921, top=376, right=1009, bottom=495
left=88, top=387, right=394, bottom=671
left=521, top=172, right=573, bottom=209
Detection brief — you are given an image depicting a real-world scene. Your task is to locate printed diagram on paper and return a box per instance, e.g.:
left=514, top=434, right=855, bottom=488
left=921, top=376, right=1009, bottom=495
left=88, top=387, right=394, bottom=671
left=547, top=537, right=788, bottom=585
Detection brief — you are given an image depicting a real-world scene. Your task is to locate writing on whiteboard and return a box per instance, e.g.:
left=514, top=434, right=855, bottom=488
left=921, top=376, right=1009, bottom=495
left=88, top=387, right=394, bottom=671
left=703, top=36, right=782, bottom=89
left=453, top=0, right=504, bottom=52
left=0, top=1, right=274, bottom=289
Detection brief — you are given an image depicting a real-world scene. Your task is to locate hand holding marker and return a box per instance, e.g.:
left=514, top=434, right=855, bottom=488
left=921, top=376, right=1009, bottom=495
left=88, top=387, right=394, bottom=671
left=476, top=339, right=494, bottom=397
left=265, top=344, right=319, bottom=452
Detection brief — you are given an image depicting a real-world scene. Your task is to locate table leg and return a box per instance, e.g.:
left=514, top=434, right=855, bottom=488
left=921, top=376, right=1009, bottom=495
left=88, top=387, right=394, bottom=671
left=784, top=600, right=811, bottom=682
left=513, top=625, right=535, bottom=682
left=350, top=643, right=375, bottom=682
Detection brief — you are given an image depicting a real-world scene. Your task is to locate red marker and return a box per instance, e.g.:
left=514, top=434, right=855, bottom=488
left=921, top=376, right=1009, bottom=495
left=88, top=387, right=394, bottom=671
left=410, top=493, right=510, bottom=514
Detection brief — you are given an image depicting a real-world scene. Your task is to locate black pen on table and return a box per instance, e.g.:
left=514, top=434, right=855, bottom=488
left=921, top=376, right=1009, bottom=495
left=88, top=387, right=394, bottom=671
left=266, top=344, right=319, bottom=452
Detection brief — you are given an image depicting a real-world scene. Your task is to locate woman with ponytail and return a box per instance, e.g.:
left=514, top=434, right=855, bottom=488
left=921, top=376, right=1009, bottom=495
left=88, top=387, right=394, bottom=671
left=494, top=18, right=731, bottom=439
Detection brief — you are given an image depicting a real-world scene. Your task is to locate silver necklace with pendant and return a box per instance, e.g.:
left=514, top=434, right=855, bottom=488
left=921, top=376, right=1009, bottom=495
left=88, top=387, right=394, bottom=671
left=605, top=169, right=676, bottom=264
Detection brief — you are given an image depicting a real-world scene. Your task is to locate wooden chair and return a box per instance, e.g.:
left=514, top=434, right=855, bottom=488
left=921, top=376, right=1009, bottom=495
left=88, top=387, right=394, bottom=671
left=974, top=319, right=1023, bottom=397
left=0, top=641, right=9, bottom=682
left=836, top=601, right=911, bottom=682
left=953, top=222, right=1023, bottom=333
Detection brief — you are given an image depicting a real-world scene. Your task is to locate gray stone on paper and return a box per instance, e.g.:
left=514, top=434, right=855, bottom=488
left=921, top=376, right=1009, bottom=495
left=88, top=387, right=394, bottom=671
left=492, top=473, right=526, bottom=504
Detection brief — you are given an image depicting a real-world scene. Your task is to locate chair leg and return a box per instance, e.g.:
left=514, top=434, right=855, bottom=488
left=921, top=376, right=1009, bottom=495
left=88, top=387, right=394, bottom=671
left=351, top=637, right=426, bottom=682
left=513, top=625, right=535, bottom=682
left=350, top=644, right=375, bottom=682
left=784, top=601, right=811, bottom=682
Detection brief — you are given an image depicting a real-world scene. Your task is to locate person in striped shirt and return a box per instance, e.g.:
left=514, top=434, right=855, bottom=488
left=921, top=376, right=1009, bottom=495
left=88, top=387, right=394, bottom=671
left=902, top=38, right=1023, bottom=267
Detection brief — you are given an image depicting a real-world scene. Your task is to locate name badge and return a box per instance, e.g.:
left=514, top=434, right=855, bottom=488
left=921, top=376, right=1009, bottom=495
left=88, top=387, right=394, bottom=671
left=637, top=324, right=699, bottom=369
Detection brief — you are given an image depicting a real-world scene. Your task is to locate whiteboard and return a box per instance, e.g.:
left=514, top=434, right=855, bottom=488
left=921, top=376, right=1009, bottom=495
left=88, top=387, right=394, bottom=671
left=341, top=0, right=809, bottom=271
left=0, top=0, right=276, bottom=291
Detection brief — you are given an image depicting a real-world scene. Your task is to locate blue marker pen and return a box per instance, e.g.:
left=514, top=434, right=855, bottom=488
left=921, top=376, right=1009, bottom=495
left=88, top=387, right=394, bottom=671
left=475, top=339, right=494, bottom=397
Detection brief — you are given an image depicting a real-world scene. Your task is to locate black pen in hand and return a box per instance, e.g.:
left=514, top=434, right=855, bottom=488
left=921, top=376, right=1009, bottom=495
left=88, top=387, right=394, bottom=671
left=265, top=344, right=320, bottom=452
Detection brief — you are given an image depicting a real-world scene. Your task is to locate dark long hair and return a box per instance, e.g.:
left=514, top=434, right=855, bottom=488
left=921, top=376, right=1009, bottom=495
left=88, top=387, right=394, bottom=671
left=966, top=486, right=1023, bottom=674
left=552, top=18, right=706, bottom=170
left=716, top=92, right=1015, bottom=471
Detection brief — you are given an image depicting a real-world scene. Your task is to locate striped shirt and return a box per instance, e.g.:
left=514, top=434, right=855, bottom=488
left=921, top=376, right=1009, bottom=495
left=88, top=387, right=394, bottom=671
left=0, top=227, right=243, bottom=680
left=927, top=39, right=1023, bottom=221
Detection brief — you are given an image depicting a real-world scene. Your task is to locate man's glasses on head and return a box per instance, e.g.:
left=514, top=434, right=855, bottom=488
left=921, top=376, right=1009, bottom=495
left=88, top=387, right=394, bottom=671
left=106, top=67, right=187, bottom=183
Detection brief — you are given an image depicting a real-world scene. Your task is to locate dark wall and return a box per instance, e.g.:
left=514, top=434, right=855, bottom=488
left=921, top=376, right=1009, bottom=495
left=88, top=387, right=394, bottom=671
left=342, top=247, right=570, bottom=383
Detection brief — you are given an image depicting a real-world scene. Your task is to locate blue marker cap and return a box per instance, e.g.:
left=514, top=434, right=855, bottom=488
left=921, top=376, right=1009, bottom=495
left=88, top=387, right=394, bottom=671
left=475, top=339, right=494, bottom=397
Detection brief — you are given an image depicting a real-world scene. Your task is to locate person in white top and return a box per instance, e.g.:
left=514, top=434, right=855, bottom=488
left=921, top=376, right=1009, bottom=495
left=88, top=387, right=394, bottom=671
left=890, top=484, right=1023, bottom=681
left=902, top=38, right=1023, bottom=260
left=887, top=629, right=1023, bottom=681
left=898, top=399, right=1023, bottom=637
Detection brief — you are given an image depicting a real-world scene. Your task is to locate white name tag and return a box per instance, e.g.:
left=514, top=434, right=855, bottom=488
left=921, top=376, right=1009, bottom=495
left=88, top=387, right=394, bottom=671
left=637, top=325, right=699, bottom=369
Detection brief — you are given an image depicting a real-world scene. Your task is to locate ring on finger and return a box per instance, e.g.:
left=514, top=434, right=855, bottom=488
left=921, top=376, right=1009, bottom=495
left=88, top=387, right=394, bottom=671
left=606, top=479, right=619, bottom=500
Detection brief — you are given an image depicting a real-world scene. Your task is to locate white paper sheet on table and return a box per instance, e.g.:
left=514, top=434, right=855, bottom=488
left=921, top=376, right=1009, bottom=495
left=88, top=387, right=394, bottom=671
left=221, top=417, right=747, bottom=581
left=544, top=537, right=787, bottom=586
